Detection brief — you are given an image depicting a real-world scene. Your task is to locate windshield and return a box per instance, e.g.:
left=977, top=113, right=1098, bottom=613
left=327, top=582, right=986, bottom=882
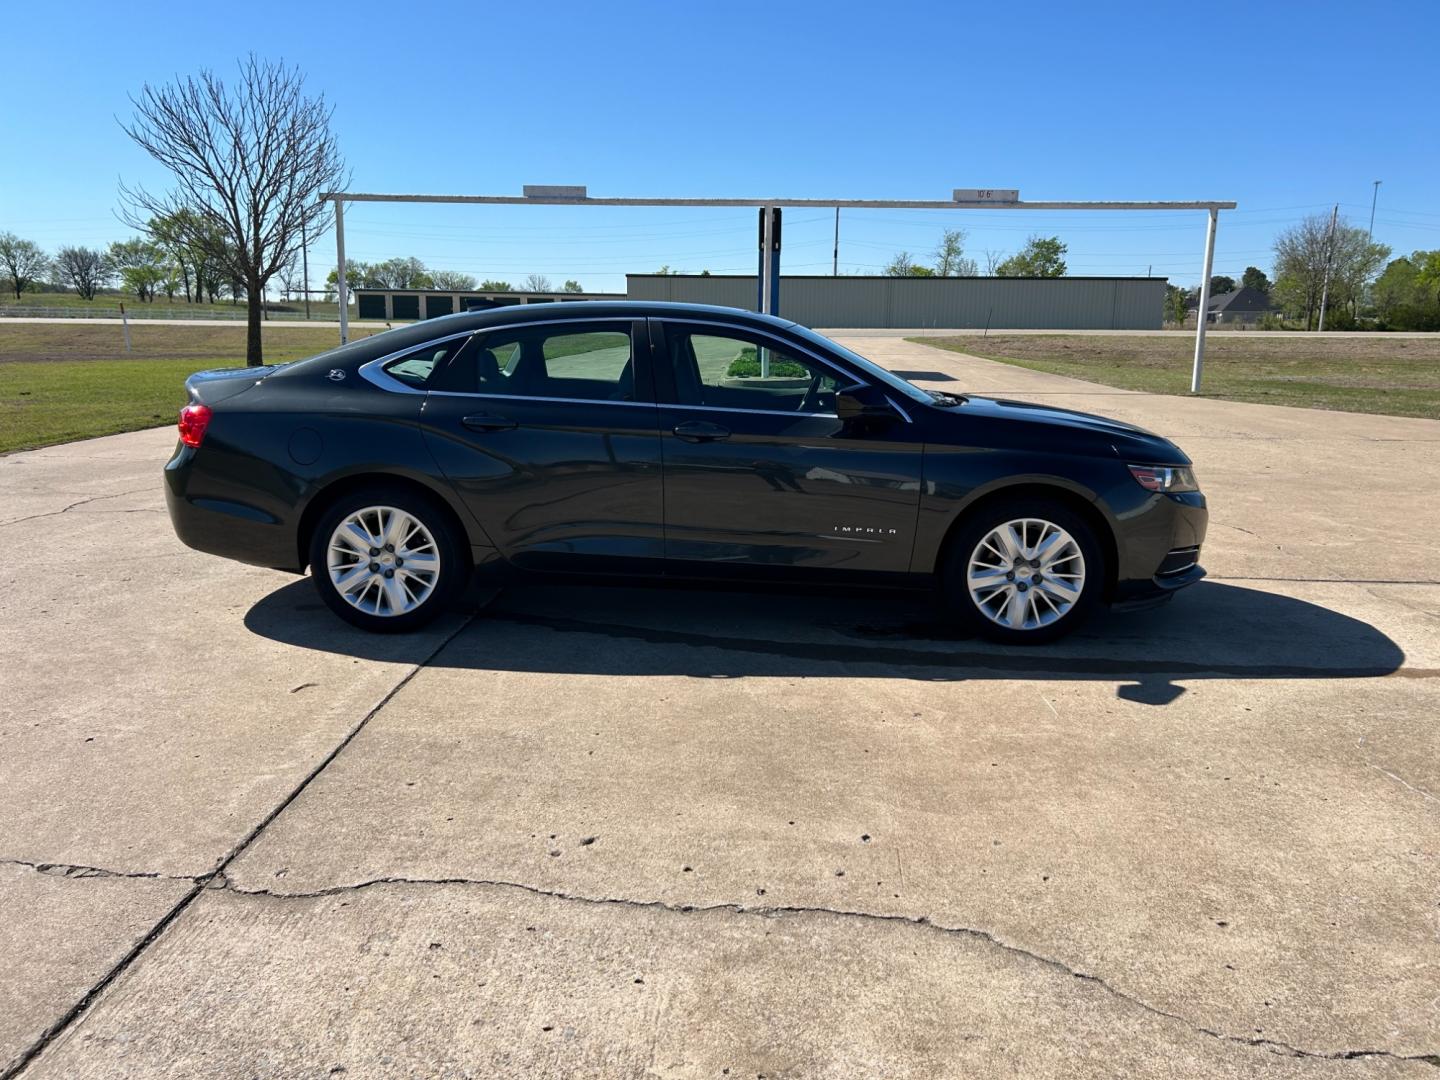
left=785, top=325, right=940, bottom=407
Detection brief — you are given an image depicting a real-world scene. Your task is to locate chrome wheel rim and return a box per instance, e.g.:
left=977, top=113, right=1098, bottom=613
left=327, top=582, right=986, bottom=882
left=326, top=505, right=441, bottom=617
left=966, top=518, right=1085, bottom=631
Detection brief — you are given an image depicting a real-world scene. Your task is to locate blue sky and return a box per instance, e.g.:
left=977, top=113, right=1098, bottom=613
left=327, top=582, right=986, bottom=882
left=4, top=0, right=1438, bottom=294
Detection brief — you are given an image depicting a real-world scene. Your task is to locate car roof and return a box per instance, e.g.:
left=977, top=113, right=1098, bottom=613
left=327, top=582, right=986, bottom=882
left=423, top=300, right=797, bottom=333
left=308, top=302, right=803, bottom=372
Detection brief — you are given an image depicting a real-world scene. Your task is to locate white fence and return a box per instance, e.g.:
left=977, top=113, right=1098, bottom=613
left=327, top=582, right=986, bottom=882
left=0, top=305, right=328, bottom=321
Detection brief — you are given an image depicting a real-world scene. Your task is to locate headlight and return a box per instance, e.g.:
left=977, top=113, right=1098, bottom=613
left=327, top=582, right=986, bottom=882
left=1128, top=464, right=1199, bottom=493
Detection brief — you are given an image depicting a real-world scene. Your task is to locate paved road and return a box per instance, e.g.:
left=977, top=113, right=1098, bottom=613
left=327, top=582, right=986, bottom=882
left=2, top=336, right=1437, bottom=1077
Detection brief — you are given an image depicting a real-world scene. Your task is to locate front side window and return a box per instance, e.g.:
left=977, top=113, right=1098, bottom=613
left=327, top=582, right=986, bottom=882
left=668, top=328, right=854, bottom=414
left=434, top=322, right=638, bottom=401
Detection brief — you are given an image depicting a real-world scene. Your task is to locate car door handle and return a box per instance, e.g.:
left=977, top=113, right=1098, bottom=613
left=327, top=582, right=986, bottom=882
left=673, top=420, right=730, bottom=442
left=461, top=414, right=517, bottom=432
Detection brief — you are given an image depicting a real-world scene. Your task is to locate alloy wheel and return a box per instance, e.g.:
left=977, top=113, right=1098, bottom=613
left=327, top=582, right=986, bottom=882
left=326, top=505, right=441, bottom=617
left=966, top=517, right=1086, bottom=632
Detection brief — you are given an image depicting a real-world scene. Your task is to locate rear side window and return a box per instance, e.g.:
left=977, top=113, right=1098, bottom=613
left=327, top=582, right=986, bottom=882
left=436, top=321, right=641, bottom=402
left=382, top=337, right=471, bottom=389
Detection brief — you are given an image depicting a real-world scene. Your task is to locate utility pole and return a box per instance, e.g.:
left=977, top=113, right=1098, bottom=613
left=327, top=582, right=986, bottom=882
left=1317, top=203, right=1339, bottom=332
left=833, top=207, right=839, bottom=276
left=301, top=220, right=311, bottom=320
left=1368, top=180, right=1381, bottom=239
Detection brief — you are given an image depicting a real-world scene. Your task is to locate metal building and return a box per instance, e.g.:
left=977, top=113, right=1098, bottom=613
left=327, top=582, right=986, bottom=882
left=352, top=288, right=625, bottom=321
left=626, top=275, right=1167, bottom=330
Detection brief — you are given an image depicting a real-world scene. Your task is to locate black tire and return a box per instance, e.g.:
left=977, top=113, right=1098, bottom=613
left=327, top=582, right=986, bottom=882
left=307, top=485, right=466, bottom=633
left=941, top=498, right=1105, bottom=645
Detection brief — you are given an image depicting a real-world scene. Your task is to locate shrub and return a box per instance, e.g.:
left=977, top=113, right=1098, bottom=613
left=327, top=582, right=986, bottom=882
left=726, top=346, right=808, bottom=379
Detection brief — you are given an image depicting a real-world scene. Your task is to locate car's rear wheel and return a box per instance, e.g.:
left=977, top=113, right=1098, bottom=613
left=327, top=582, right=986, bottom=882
left=308, top=487, right=465, bottom=633
left=942, top=498, right=1104, bottom=644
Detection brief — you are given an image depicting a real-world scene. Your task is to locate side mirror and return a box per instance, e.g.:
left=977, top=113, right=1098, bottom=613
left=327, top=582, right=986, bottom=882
left=836, top=390, right=900, bottom=426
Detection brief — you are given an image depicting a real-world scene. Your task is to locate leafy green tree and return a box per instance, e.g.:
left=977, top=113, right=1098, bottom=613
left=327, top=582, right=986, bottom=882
left=1241, top=266, right=1271, bottom=294
left=0, top=233, right=50, bottom=299
left=995, top=236, right=1068, bottom=277
left=326, top=262, right=370, bottom=300
left=1415, top=250, right=1440, bottom=304
left=933, top=228, right=978, bottom=276
left=1371, top=252, right=1440, bottom=330
left=1209, top=275, right=1236, bottom=295
left=430, top=270, right=477, bottom=290
left=108, top=238, right=168, bottom=301
left=562, top=279, right=583, bottom=293
left=366, top=257, right=432, bottom=289
left=1164, top=284, right=1189, bottom=326
left=53, top=246, right=111, bottom=300
left=1272, top=213, right=1388, bottom=329
left=479, top=279, right=513, bottom=292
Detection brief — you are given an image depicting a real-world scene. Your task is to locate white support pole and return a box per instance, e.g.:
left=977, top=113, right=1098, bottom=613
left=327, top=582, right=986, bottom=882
left=1190, top=208, right=1219, bottom=394
left=334, top=198, right=349, bottom=345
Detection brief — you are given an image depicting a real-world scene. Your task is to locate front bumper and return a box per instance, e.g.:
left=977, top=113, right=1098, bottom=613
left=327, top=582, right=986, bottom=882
left=1107, top=488, right=1208, bottom=609
left=1110, top=559, right=1206, bottom=611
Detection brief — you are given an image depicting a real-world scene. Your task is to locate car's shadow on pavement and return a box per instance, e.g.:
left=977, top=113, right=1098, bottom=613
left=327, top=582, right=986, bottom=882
left=244, top=576, right=1410, bottom=706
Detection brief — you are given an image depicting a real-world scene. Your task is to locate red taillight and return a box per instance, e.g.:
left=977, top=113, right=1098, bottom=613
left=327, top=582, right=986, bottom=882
left=178, top=404, right=212, bottom=448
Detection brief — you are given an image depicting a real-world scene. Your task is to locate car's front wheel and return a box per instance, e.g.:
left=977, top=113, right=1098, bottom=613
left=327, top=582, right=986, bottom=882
left=943, top=499, right=1103, bottom=644
left=308, top=487, right=465, bottom=633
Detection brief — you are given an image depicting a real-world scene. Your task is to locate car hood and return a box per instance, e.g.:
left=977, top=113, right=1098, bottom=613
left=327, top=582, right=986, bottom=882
left=950, top=395, right=1189, bottom=463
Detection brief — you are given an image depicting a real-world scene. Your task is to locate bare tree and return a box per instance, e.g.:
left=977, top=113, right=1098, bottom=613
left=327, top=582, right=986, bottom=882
left=522, top=273, right=553, bottom=293
left=120, top=55, right=347, bottom=365
left=54, top=246, right=111, bottom=300
left=0, top=233, right=51, bottom=299
left=983, top=249, right=1004, bottom=276
left=276, top=250, right=303, bottom=301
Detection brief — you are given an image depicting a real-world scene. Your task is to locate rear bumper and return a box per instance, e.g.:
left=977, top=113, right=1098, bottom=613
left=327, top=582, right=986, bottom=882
left=165, top=445, right=301, bottom=570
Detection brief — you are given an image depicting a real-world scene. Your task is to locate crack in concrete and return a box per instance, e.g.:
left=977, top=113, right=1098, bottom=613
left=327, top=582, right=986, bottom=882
left=225, top=873, right=1440, bottom=1069
left=0, top=487, right=155, bottom=529
left=0, top=858, right=197, bottom=883
left=0, top=617, right=476, bottom=1080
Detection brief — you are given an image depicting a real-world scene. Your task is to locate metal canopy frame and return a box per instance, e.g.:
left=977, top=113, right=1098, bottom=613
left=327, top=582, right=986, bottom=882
left=319, top=191, right=1237, bottom=392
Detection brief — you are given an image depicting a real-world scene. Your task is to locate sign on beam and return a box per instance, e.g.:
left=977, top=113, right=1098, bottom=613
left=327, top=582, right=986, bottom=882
left=523, top=185, right=587, bottom=199
left=953, top=188, right=1019, bottom=203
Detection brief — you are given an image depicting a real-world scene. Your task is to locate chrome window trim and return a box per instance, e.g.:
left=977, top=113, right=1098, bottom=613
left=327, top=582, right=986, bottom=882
left=425, top=390, right=657, bottom=408
left=886, top=395, right=913, bottom=423
left=664, top=402, right=840, bottom=420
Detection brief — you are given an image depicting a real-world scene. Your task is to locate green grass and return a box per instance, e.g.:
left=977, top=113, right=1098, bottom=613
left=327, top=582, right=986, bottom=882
left=0, top=322, right=388, bottom=454
left=911, top=334, right=1440, bottom=420
left=1, top=359, right=214, bottom=453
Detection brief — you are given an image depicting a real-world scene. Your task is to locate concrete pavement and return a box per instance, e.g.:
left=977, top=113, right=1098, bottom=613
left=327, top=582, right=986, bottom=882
left=2, top=335, right=1437, bottom=1077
